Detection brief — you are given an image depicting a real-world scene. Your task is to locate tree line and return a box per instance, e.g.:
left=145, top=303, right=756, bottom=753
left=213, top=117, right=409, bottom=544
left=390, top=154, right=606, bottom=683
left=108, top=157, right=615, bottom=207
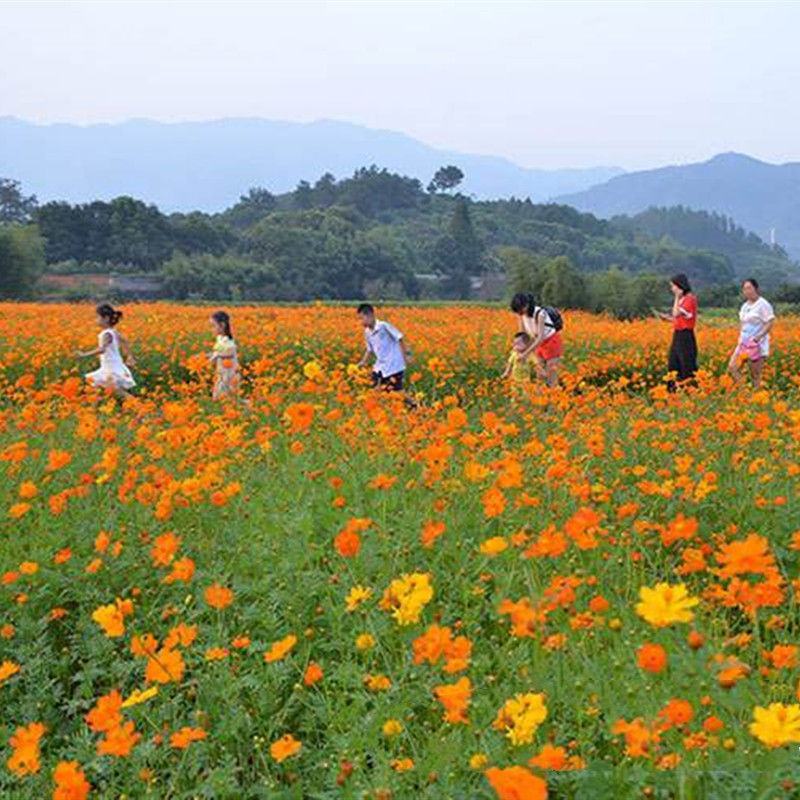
left=0, top=169, right=797, bottom=316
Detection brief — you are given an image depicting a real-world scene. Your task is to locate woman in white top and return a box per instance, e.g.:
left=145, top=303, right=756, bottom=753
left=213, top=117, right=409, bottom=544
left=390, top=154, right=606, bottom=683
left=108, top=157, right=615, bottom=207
left=728, top=278, right=775, bottom=388
left=77, top=303, right=136, bottom=397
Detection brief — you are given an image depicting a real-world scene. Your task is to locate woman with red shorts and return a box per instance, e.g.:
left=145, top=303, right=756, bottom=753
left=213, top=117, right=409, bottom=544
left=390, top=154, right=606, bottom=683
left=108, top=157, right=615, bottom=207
left=510, top=293, right=563, bottom=388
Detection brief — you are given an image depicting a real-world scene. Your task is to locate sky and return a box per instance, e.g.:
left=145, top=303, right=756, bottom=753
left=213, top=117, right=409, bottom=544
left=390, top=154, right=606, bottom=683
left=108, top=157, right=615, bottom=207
left=3, top=0, right=799, bottom=171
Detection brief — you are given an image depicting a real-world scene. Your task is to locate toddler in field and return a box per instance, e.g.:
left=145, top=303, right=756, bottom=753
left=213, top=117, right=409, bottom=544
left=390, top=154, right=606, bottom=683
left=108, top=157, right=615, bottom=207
left=77, top=303, right=136, bottom=397
left=208, top=310, right=239, bottom=400
left=501, top=331, right=533, bottom=393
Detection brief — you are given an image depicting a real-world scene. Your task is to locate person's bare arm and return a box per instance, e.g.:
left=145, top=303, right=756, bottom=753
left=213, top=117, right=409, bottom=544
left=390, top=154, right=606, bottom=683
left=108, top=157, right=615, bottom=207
left=118, top=332, right=136, bottom=365
left=357, top=344, right=372, bottom=368
left=77, top=331, right=111, bottom=358
left=500, top=357, right=512, bottom=379
left=520, top=314, right=545, bottom=360
left=753, top=318, right=775, bottom=342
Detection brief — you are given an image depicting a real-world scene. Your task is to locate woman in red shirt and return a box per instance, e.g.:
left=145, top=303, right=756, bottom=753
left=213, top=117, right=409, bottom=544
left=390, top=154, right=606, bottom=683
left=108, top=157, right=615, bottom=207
left=655, top=273, right=697, bottom=390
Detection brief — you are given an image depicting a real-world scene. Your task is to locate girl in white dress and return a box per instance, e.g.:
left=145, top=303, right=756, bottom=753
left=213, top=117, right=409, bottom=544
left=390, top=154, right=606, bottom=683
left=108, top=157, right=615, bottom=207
left=77, top=304, right=136, bottom=396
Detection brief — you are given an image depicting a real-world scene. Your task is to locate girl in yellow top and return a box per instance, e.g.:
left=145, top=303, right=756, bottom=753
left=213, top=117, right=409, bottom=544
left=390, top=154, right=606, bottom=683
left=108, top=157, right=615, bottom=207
left=501, top=332, right=533, bottom=392
left=208, top=310, right=239, bottom=400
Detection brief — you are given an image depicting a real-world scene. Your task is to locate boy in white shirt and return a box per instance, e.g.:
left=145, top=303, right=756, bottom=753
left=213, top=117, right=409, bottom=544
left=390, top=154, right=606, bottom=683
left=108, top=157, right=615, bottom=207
left=356, top=303, right=410, bottom=391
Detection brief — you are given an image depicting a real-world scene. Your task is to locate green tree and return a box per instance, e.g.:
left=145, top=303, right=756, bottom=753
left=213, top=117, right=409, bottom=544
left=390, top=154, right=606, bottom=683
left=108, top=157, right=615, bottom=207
left=538, top=256, right=587, bottom=308
left=427, top=165, right=464, bottom=194
left=0, top=179, right=38, bottom=224
left=224, top=187, right=276, bottom=229
left=0, top=224, right=45, bottom=298
left=293, top=181, right=314, bottom=210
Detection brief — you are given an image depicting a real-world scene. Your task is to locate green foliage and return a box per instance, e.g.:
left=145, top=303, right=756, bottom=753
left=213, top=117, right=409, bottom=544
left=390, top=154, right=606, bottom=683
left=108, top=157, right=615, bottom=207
left=23, top=168, right=799, bottom=306
left=37, top=197, right=174, bottom=269
left=614, top=206, right=793, bottom=287
left=0, top=178, right=38, bottom=224
left=0, top=224, right=46, bottom=298
left=427, top=165, right=464, bottom=194
left=162, top=252, right=279, bottom=301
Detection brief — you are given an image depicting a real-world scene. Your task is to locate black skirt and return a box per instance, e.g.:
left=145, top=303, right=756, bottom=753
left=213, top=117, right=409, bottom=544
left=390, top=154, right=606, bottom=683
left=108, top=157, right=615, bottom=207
left=668, top=329, right=698, bottom=382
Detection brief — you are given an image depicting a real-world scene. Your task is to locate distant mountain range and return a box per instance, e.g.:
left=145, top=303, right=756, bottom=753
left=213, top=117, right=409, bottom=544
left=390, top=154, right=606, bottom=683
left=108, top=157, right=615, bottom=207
left=0, top=116, right=622, bottom=212
left=557, top=153, right=800, bottom=259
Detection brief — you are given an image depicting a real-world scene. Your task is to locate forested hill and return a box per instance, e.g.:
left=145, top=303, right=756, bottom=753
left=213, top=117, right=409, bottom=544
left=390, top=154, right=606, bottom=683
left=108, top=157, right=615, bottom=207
left=612, top=206, right=793, bottom=281
left=557, top=153, right=800, bottom=260
left=2, top=166, right=798, bottom=313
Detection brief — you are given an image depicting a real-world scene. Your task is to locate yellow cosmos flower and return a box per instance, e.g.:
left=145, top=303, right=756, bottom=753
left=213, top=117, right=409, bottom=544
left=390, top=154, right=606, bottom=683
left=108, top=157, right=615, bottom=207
left=750, top=703, right=800, bottom=748
left=635, top=583, right=699, bottom=627
left=345, top=585, right=373, bottom=612
left=121, top=686, right=159, bottom=708
left=493, top=692, right=548, bottom=745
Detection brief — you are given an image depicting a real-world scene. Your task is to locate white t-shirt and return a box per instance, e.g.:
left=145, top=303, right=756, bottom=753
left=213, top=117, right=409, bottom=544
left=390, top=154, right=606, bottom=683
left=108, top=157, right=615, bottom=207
left=739, top=296, right=775, bottom=357
left=521, top=307, right=556, bottom=342
left=365, top=319, right=406, bottom=377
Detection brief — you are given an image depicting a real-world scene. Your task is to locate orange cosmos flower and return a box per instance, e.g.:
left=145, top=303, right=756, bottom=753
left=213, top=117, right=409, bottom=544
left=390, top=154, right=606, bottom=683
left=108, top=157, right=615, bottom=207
left=204, top=583, right=234, bottom=609
left=334, top=528, right=361, bottom=557
left=433, top=676, right=471, bottom=724
left=150, top=532, right=180, bottom=566
left=303, top=662, right=324, bottom=686
left=46, top=449, right=72, bottom=472
left=636, top=643, right=668, bottom=673
left=18, top=481, right=37, bottom=500
left=716, top=534, right=776, bottom=579
left=283, top=402, right=315, bottom=433
left=264, top=634, right=297, bottom=663
left=8, top=502, right=30, bottom=519
left=163, top=556, right=195, bottom=584
left=0, top=659, right=21, bottom=684
left=91, top=598, right=133, bottom=638
left=7, top=721, right=46, bottom=776
left=658, top=698, right=694, bottom=728
left=97, top=720, right=141, bottom=757
left=85, top=689, right=123, bottom=732
left=53, top=760, right=90, bottom=800
left=421, top=520, right=446, bottom=548
left=529, top=743, right=586, bottom=771
left=485, top=766, right=547, bottom=800
left=145, top=647, right=185, bottom=684
left=270, top=734, right=302, bottom=763
left=170, top=727, right=207, bottom=749
left=660, top=514, right=698, bottom=547
left=481, top=487, right=506, bottom=518
left=369, top=473, right=397, bottom=490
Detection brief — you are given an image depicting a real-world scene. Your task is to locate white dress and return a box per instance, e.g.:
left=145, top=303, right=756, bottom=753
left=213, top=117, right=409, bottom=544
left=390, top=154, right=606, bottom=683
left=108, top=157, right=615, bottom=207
left=85, top=328, right=135, bottom=389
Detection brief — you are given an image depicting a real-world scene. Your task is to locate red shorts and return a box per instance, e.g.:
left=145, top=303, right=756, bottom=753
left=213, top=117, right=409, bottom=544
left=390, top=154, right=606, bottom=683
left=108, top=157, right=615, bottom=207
left=536, top=332, right=563, bottom=361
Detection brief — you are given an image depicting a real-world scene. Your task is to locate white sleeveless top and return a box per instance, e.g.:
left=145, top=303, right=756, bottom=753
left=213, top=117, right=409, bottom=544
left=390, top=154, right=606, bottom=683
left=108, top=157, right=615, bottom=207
left=521, top=307, right=556, bottom=341
left=85, top=328, right=135, bottom=389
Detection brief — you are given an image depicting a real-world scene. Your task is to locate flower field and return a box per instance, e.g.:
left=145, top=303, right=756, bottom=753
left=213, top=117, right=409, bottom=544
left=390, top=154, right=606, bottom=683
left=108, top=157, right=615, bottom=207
left=2, top=302, right=800, bottom=799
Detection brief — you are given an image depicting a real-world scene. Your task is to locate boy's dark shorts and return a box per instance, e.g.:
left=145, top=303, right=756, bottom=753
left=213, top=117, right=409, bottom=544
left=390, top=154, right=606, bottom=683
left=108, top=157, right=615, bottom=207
left=372, top=371, right=404, bottom=391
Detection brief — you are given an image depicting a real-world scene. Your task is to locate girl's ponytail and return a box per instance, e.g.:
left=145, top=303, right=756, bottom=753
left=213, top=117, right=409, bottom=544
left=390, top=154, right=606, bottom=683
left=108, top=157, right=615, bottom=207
left=97, top=304, right=123, bottom=326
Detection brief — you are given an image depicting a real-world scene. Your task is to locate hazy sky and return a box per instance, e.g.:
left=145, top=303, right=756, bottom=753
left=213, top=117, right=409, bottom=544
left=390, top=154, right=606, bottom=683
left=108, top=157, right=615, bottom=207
left=3, top=0, right=799, bottom=170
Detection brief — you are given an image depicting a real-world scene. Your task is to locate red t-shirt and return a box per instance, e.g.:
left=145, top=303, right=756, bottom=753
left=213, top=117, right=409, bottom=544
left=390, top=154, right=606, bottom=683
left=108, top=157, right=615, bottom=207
left=673, top=294, right=697, bottom=331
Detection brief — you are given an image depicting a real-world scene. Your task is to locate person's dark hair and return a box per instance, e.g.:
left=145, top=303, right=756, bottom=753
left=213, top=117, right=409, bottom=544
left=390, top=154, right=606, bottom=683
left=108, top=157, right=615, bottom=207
left=356, top=303, right=374, bottom=316
left=743, top=277, right=760, bottom=291
left=510, top=292, right=536, bottom=316
left=670, top=274, right=692, bottom=295
left=211, top=310, right=233, bottom=340
left=514, top=331, right=531, bottom=345
left=96, top=303, right=122, bottom=326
